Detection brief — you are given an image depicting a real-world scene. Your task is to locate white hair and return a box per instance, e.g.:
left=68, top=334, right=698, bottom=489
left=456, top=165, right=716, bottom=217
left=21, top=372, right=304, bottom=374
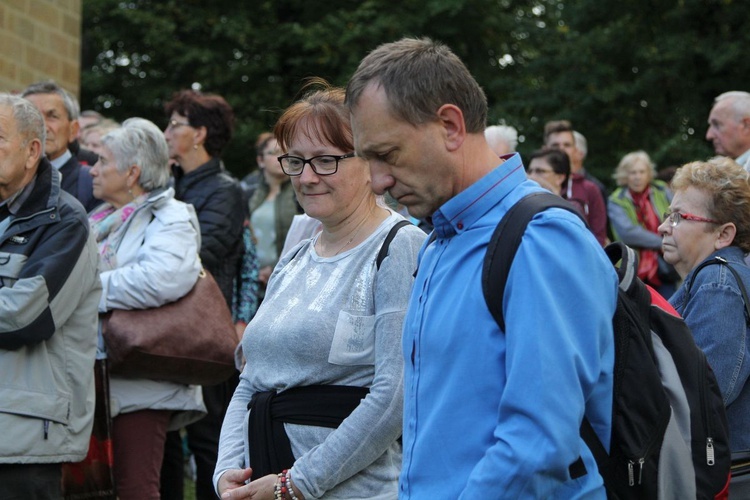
left=101, top=118, right=170, bottom=191
left=484, top=125, right=518, bottom=153
left=715, top=91, right=750, bottom=121
left=573, top=130, right=587, bottom=158
left=0, top=93, right=46, bottom=155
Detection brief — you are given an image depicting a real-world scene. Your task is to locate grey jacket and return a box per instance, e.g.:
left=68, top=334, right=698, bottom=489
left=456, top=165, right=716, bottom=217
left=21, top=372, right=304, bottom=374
left=99, top=187, right=206, bottom=430
left=0, top=159, right=101, bottom=463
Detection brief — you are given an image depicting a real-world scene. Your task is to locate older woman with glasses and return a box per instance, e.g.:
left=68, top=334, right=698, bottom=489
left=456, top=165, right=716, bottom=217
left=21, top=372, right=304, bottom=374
left=214, top=80, right=426, bottom=500
left=658, top=156, right=750, bottom=455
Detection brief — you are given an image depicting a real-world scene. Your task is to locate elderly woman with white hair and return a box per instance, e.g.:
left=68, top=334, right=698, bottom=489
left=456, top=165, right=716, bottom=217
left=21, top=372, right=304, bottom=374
left=89, top=117, right=206, bottom=499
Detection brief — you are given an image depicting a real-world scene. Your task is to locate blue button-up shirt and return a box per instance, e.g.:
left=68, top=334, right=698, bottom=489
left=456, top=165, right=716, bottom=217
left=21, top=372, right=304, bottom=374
left=400, top=153, right=618, bottom=499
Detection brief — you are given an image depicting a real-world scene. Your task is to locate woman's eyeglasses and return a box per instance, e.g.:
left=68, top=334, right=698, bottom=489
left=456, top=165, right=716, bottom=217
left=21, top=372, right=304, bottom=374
left=166, top=119, right=191, bottom=131
left=277, top=153, right=355, bottom=176
left=663, top=211, right=721, bottom=227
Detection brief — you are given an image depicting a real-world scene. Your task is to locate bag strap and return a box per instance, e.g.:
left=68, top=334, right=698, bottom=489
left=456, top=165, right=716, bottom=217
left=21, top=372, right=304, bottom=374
left=376, top=219, right=412, bottom=270
left=480, top=191, right=597, bottom=481
left=289, top=220, right=411, bottom=270
left=686, top=256, right=750, bottom=325
left=481, top=191, right=586, bottom=331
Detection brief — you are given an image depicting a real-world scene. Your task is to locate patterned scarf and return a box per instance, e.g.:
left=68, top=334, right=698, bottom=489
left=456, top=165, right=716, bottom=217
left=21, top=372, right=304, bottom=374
left=89, top=194, right=149, bottom=271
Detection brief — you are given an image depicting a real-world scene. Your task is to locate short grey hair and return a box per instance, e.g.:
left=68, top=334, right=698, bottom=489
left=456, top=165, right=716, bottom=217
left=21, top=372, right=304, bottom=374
left=484, top=125, right=518, bottom=152
left=101, top=118, right=170, bottom=191
left=573, top=130, right=587, bottom=157
left=22, top=80, right=80, bottom=121
left=0, top=93, right=46, bottom=155
left=714, top=91, right=750, bottom=122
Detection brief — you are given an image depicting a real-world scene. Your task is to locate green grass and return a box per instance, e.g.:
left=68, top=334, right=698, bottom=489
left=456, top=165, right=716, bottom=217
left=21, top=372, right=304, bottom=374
left=184, top=478, right=196, bottom=500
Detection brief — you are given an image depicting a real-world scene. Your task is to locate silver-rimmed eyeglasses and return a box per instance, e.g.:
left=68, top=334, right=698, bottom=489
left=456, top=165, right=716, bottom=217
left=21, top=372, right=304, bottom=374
left=663, top=211, right=721, bottom=227
left=166, top=119, right=191, bottom=131
left=277, top=153, right=355, bottom=176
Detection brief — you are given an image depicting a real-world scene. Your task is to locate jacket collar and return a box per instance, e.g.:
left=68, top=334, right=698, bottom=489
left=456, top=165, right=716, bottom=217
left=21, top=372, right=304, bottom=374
left=14, top=158, right=60, bottom=219
left=172, top=157, right=222, bottom=188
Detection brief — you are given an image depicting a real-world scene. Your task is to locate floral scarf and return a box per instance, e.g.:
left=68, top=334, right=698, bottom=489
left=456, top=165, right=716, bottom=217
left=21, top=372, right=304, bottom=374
left=89, top=194, right=149, bottom=271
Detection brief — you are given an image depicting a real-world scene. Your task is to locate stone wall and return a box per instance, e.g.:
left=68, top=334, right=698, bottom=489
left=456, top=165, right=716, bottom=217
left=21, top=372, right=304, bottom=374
left=0, top=0, right=82, bottom=97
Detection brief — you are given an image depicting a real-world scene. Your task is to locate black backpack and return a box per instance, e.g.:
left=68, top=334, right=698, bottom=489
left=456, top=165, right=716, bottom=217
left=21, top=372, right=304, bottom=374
left=481, top=191, right=731, bottom=499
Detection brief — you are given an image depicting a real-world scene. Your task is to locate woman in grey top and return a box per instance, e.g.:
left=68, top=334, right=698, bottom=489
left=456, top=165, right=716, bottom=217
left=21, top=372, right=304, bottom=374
left=214, top=81, right=426, bottom=500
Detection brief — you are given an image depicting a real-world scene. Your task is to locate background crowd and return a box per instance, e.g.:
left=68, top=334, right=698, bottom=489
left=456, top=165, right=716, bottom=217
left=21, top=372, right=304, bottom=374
left=2, top=31, right=750, bottom=499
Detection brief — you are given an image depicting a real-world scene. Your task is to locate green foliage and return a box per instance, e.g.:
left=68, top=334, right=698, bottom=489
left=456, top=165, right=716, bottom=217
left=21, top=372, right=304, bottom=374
left=82, top=0, right=750, bottom=185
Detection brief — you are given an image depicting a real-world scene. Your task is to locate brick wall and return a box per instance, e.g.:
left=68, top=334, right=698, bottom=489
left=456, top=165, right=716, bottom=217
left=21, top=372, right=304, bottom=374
left=0, top=0, right=82, bottom=97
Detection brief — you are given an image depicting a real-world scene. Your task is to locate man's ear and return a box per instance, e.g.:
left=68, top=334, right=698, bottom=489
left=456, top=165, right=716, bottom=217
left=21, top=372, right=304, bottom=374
left=25, top=138, right=43, bottom=170
left=436, top=104, right=466, bottom=152
left=69, top=119, right=80, bottom=143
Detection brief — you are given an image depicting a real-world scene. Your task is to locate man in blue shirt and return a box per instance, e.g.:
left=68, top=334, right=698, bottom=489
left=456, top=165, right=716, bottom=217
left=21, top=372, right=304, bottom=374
left=346, top=37, right=619, bottom=498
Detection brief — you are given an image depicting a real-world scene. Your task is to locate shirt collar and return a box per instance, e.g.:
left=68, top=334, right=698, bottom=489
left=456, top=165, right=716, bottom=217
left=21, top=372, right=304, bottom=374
left=432, top=152, right=527, bottom=238
left=735, top=149, right=750, bottom=170
left=50, top=149, right=72, bottom=170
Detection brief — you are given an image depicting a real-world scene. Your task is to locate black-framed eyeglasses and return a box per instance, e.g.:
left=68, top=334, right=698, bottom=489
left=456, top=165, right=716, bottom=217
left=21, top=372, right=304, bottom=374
left=277, top=153, right=355, bottom=176
left=663, top=211, right=721, bottom=227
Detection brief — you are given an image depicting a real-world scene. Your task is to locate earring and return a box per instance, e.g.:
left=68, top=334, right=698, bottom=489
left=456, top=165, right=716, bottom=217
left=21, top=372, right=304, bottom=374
left=193, top=144, right=199, bottom=150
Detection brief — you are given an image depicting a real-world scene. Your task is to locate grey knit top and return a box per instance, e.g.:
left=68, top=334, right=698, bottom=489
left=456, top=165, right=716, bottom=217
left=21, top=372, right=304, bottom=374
left=214, top=211, right=425, bottom=499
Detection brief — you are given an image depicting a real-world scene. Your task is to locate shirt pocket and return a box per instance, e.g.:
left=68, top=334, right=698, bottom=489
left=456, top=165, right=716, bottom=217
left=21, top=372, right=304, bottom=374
left=328, top=311, right=376, bottom=366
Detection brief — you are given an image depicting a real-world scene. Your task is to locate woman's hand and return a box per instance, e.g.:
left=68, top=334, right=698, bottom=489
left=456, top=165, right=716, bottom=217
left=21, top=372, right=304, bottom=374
left=218, top=469, right=282, bottom=500
left=218, top=468, right=252, bottom=499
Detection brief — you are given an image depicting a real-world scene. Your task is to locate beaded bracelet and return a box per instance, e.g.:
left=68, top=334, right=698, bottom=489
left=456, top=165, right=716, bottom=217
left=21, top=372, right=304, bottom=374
left=273, top=471, right=285, bottom=500
left=286, top=470, right=300, bottom=500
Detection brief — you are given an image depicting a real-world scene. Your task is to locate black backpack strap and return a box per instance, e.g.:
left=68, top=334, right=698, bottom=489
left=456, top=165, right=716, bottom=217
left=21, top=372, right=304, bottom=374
left=686, top=256, right=750, bottom=325
left=376, top=220, right=412, bottom=270
left=481, top=191, right=586, bottom=331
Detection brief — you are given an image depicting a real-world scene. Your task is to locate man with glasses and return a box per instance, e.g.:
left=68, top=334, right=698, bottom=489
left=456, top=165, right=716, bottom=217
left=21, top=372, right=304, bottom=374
left=346, top=37, right=618, bottom=499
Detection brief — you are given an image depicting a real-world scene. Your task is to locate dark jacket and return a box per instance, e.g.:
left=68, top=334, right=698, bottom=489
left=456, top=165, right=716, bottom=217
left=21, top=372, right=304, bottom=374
left=0, top=158, right=101, bottom=462
left=173, top=157, right=244, bottom=306
left=59, top=154, right=101, bottom=213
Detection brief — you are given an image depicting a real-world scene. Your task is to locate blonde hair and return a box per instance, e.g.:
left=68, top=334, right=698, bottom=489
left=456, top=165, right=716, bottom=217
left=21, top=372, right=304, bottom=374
left=613, top=150, right=656, bottom=187
left=671, top=156, right=750, bottom=252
